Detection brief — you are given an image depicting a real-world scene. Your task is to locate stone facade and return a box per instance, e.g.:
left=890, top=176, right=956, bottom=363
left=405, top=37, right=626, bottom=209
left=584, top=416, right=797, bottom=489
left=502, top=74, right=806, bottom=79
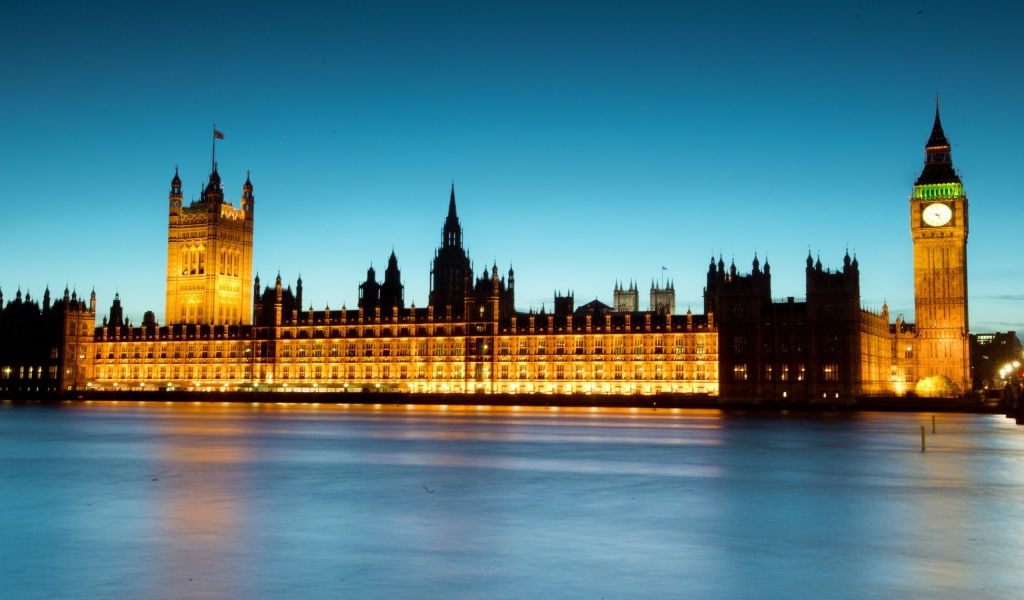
left=165, top=165, right=254, bottom=326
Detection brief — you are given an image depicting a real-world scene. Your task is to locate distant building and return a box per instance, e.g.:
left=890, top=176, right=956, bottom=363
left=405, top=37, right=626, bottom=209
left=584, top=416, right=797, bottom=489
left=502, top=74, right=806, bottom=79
left=613, top=281, right=638, bottom=312
left=970, top=332, right=1023, bottom=391
left=650, top=280, right=675, bottom=315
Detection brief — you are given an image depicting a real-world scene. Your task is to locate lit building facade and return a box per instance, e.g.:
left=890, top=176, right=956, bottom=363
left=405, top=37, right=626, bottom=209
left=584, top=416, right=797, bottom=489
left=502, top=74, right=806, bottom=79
left=1, top=106, right=973, bottom=399
left=165, top=165, right=254, bottom=326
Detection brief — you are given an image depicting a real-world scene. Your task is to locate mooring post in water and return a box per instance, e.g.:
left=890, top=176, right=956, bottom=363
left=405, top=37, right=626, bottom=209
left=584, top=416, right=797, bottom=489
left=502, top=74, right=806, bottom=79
left=921, top=425, right=926, bottom=451
left=932, top=414, right=936, bottom=434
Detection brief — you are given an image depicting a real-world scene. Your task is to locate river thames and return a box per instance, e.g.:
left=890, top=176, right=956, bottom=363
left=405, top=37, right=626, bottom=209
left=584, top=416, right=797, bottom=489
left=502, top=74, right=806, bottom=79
left=1, top=401, right=1022, bottom=599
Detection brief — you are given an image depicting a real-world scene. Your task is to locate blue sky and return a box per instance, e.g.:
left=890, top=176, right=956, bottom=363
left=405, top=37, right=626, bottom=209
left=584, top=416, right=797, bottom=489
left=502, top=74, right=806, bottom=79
left=1, top=1, right=1021, bottom=332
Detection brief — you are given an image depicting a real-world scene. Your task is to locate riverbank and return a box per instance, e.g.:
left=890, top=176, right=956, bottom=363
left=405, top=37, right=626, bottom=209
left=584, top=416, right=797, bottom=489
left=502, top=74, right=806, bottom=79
left=0, top=389, right=1004, bottom=415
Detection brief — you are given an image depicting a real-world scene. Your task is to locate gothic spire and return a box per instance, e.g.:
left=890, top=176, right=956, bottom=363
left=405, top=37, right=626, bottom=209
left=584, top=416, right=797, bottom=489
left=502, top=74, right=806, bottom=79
left=915, top=98, right=961, bottom=186
left=448, top=181, right=457, bottom=220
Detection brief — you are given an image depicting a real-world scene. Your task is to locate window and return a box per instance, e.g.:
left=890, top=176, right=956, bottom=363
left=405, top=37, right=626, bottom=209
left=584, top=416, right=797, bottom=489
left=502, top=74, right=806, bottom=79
left=556, top=364, right=565, bottom=380
left=575, top=364, right=584, bottom=380
left=537, top=341, right=546, bottom=355
left=781, top=364, right=789, bottom=381
left=904, top=344, right=914, bottom=359
left=733, top=335, right=746, bottom=354
left=518, top=363, right=527, bottom=379
left=696, top=337, right=705, bottom=357
left=556, top=339, right=565, bottom=355
left=634, top=338, right=643, bottom=355
left=518, top=340, right=527, bottom=355
left=797, top=364, right=805, bottom=381
left=733, top=364, right=748, bottom=381
left=654, top=338, right=664, bottom=354
left=615, top=338, right=624, bottom=355
left=575, top=338, right=584, bottom=355
left=595, top=338, right=604, bottom=354
left=634, top=364, right=644, bottom=380
left=764, top=365, right=773, bottom=381
left=314, top=343, right=324, bottom=358
left=824, top=364, right=838, bottom=381
left=500, top=364, right=510, bottom=379
left=614, top=364, right=623, bottom=380
left=595, top=364, right=604, bottom=380
left=674, top=338, right=684, bottom=354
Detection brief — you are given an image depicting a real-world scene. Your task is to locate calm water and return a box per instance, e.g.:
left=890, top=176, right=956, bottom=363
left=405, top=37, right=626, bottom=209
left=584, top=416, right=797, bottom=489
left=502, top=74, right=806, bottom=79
left=1, top=401, right=1023, bottom=599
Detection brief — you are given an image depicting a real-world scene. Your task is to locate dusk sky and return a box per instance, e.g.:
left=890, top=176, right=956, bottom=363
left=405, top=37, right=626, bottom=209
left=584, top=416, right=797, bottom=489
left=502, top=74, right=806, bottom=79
left=1, top=1, right=1021, bottom=332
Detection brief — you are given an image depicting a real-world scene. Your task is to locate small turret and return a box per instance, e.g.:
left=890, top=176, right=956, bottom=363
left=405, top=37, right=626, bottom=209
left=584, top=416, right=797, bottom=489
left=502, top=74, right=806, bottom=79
left=241, top=171, right=254, bottom=218
left=169, top=166, right=183, bottom=215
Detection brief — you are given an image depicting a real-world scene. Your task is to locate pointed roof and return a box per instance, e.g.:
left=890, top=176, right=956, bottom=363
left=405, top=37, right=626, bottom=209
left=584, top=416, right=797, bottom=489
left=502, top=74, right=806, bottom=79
left=926, top=107, right=949, bottom=149
left=448, top=182, right=457, bottom=219
left=915, top=104, right=961, bottom=186
left=171, top=165, right=181, bottom=187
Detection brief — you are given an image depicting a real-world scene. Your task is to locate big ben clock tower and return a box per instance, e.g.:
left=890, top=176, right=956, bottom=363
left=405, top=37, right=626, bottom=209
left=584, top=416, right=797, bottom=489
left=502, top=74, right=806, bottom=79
left=910, top=100, right=971, bottom=393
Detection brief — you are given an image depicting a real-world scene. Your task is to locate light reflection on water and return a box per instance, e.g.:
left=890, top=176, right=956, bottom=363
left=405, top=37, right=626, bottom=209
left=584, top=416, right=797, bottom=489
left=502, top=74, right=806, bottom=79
left=1, top=401, right=1024, bottom=599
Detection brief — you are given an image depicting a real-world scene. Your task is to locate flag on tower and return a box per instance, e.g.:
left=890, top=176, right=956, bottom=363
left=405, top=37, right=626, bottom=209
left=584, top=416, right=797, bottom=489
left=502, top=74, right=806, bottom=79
left=214, top=129, right=225, bottom=140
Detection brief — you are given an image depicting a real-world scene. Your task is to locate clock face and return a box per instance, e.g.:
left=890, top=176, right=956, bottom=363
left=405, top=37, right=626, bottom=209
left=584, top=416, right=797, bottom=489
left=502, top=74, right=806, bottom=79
left=922, top=203, right=952, bottom=227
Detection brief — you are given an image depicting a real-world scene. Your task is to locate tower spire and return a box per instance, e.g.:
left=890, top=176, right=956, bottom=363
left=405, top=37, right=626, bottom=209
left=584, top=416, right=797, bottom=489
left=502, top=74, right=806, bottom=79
left=915, top=97, right=960, bottom=186
left=448, top=181, right=457, bottom=219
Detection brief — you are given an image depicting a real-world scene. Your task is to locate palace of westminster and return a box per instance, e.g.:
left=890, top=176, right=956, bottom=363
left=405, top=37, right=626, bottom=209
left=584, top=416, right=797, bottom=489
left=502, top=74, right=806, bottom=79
left=1, top=107, right=973, bottom=399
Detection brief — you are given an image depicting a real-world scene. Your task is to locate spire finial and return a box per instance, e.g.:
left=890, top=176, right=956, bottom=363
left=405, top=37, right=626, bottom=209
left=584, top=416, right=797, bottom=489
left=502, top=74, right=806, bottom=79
left=935, top=91, right=940, bottom=111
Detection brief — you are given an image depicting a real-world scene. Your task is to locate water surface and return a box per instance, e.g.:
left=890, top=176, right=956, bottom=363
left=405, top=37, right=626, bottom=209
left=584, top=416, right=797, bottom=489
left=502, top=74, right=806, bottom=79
left=2, top=401, right=1023, bottom=599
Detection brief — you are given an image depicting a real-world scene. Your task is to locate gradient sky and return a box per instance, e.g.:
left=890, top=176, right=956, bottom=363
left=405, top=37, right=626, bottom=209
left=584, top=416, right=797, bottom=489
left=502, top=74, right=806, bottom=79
left=1, top=1, right=1021, bottom=332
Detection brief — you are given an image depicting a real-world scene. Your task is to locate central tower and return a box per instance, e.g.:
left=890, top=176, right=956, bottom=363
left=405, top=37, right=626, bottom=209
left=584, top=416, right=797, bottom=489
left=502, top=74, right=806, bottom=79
left=910, top=102, right=970, bottom=392
left=429, top=184, right=471, bottom=316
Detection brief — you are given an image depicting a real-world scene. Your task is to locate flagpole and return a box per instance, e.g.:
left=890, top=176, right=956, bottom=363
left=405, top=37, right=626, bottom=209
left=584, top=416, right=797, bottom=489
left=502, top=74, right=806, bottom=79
left=211, top=123, right=216, bottom=174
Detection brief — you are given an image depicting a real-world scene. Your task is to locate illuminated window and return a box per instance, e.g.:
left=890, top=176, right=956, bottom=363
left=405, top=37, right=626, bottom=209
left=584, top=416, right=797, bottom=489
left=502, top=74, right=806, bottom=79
left=675, top=338, right=684, bottom=354
left=733, top=364, right=747, bottom=381
left=824, top=364, right=838, bottom=381
left=595, top=364, right=604, bottom=380
left=697, top=337, right=706, bottom=357
left=797, top=364, right=805, bottom=381
left=614, top=364, right=624, bottom=380
left=781, top=364, right=789, bottom=381
left=556, top=364, right=565, bottom=380
left=615, top=338, right=624, bottom=355
left=575, top=364, right=584, bottom=379
left=764, top=364, right=773, bottom=381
